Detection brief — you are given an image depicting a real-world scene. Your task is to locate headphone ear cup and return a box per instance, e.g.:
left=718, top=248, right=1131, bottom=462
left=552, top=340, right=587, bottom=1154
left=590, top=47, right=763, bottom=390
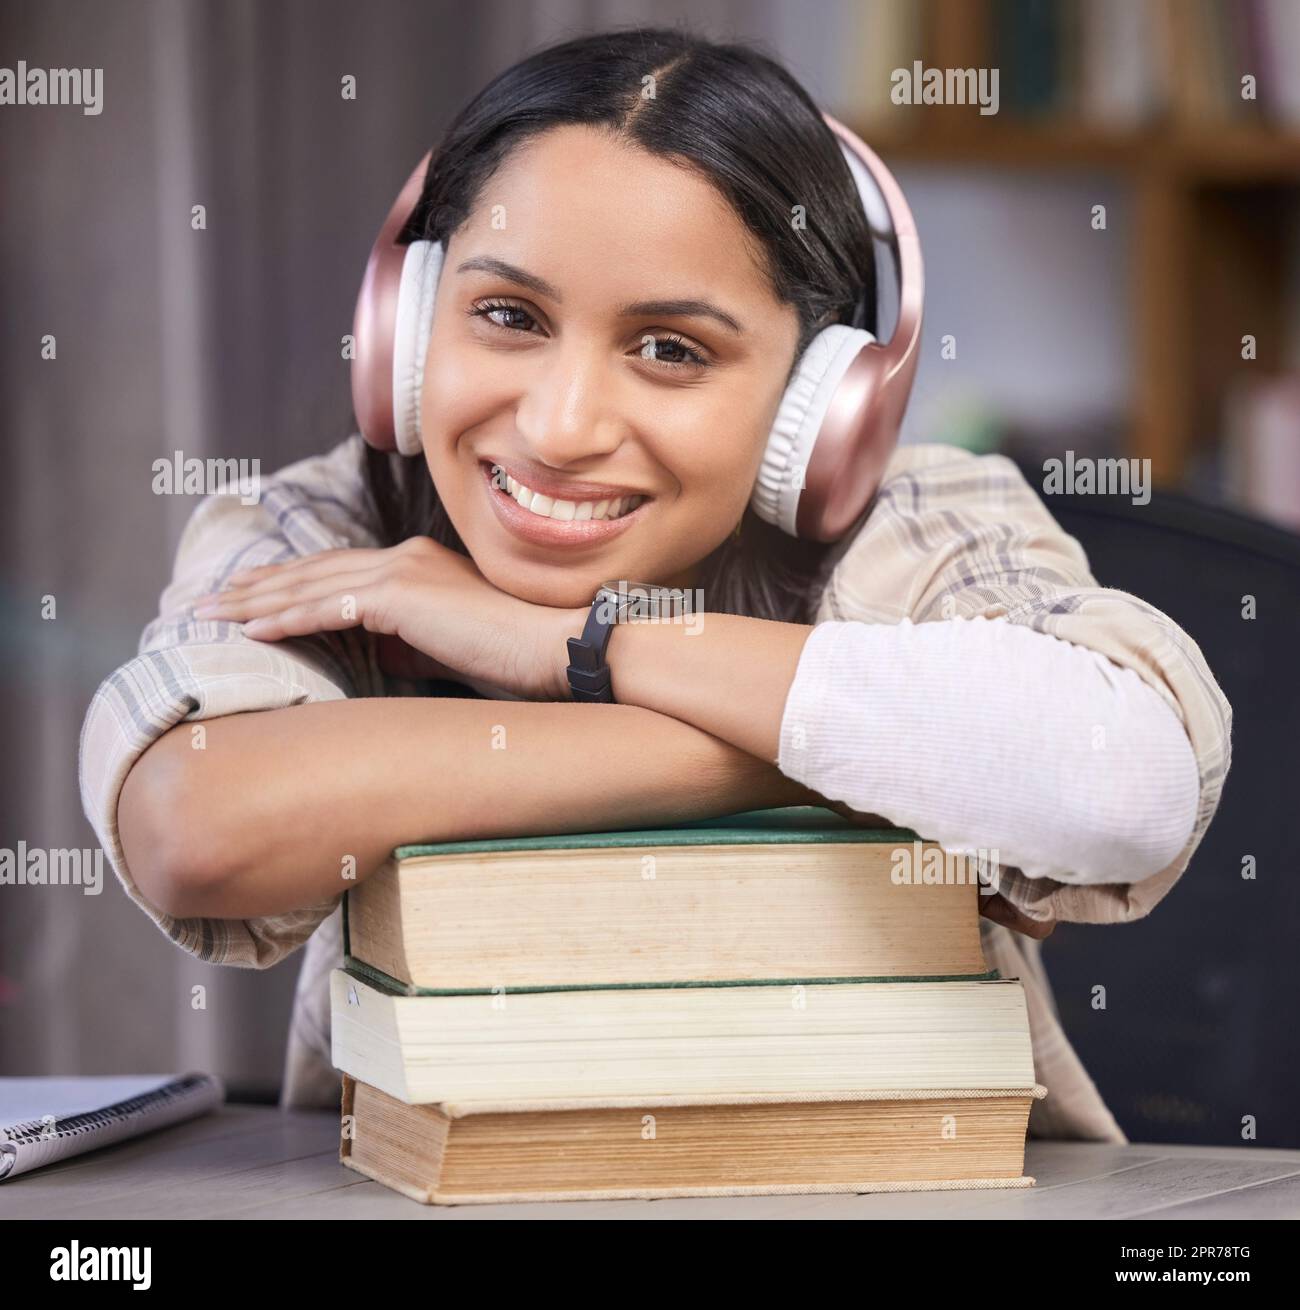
left=391, top=240, right=444, bottom=456
left=750, top=324, right=876, bottom=538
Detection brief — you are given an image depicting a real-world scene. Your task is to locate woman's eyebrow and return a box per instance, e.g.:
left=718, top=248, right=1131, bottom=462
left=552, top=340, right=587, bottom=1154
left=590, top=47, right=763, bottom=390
left=457, top=256, right=560, bottom=301
left=455, top=256, right=745, bottom=335
left=619, top=297, right=744, bottom=336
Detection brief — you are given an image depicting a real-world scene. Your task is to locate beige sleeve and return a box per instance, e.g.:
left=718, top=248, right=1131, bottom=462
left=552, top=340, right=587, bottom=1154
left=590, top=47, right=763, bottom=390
left=79, top=488, right=376, bottom=968
left=821, top=446, right=1233, bottom=925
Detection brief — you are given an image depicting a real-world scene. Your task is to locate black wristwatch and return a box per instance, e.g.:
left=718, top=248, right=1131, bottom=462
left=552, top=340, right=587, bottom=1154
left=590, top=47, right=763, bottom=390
left=565, top=581, right=688, bottom=703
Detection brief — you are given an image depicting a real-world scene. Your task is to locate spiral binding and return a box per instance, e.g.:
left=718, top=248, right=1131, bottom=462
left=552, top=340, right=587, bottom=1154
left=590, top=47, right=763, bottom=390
left=1, top=1073, right=211, bottom=1144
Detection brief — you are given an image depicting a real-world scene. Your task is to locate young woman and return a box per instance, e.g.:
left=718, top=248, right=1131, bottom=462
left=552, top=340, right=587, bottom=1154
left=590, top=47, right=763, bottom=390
left=80, top=28, right=1231, bottom=1141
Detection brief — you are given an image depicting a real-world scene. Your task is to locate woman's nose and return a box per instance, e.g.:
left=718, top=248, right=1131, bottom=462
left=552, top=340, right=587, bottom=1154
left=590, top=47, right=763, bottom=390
left=513, top=340, right=625, bottom=465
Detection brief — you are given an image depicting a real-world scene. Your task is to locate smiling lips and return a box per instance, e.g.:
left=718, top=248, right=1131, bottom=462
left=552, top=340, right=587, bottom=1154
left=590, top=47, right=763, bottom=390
left=481, top=460, right=651, bottom=547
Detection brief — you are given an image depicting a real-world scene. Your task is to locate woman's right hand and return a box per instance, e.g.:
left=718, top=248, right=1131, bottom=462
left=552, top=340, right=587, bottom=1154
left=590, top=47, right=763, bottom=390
left=194, top=535, right=574, bottom=700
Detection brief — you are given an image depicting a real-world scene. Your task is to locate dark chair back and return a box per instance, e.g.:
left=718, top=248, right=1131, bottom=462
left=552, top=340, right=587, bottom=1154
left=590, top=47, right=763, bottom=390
left=1023, top=462, right=1300, bottom=1147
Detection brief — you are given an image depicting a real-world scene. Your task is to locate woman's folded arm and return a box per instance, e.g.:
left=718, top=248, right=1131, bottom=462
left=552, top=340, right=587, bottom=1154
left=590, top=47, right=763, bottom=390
left=118, top=694, right=820, bottom=923
left=777, top=615, right=1201, bottom=884
left=794, top=444, right=1233, bottom=926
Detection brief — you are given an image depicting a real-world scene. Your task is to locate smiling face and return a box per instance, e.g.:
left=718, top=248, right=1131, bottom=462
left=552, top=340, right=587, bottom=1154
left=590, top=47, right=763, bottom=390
left=418, top=123, right=801, bottom=609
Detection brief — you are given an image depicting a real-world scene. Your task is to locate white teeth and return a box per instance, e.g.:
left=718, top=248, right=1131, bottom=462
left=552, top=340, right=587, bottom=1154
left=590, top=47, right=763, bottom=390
left=491, top=465, right=644, bottom=522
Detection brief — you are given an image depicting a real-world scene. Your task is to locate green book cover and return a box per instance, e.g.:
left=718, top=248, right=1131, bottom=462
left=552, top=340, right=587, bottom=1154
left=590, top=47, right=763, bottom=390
left=338, top=957, right=1002, bottom=999
left=391, top=804, right=918, bottom=860
left=341, top=807, right=999, bottom=995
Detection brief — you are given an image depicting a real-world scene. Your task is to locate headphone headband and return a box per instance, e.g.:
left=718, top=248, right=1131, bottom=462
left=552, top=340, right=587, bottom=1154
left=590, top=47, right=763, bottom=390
left=804, top=113, right=923, bottom=540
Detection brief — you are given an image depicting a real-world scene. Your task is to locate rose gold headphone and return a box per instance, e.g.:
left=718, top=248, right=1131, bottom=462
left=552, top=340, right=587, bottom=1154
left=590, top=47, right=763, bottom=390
left=351, top=111, right=923, bottom=543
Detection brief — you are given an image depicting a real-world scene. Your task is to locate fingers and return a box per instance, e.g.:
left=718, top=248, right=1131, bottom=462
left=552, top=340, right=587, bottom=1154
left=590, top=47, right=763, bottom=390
left=230, top=547, right=386, bottom=582
left=979, top=892, right=1056, bottom=940
left=239, top=593, right=390, bottom=642
left=193, top=565, right=386, bottom=623
left=193, top=548, right=388, bottom=605
left=192, top=565, right=399, bottom=646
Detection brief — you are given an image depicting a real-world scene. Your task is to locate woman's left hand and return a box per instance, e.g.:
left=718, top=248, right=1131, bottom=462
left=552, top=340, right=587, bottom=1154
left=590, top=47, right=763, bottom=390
left=192, top=536, right=583, bottom=701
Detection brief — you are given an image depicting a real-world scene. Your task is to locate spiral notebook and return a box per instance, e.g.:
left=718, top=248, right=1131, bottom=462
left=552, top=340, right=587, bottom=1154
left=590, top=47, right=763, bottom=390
left=0, top=1073, right=225, bottom=1181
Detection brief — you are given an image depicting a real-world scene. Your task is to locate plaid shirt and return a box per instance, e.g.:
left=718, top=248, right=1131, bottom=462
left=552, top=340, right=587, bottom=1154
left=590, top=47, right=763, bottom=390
left=79, top=435, right=1232, bottom=1142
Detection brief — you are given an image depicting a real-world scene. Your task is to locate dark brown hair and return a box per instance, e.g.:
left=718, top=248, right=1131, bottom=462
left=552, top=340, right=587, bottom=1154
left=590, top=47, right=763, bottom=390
left=360, top=24, right=876, bottom=623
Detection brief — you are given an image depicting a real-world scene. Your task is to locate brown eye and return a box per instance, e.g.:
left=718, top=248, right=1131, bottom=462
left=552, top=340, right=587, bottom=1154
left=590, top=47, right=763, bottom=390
left=637, top=332, right=710, bottom=371
left=470, top=300, right=538, bottom=333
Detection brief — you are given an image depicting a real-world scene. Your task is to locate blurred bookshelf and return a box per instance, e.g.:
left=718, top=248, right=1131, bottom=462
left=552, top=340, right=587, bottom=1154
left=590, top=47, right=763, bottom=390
left=841, top=0, right=1300, bottom=527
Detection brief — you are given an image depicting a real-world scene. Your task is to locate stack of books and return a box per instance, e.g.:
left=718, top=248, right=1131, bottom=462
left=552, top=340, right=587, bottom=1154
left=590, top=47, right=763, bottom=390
left=331, top=806, right=1044, bottom=1204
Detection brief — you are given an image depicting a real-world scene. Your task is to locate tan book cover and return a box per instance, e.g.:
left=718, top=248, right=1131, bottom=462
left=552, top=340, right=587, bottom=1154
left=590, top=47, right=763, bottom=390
left=346, top=807, right=992, bottom=991
left=339, top=1074, right=1045, bottom=1205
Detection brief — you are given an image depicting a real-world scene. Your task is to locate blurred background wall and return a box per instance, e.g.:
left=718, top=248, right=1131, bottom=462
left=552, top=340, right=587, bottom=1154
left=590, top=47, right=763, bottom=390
left=1, top=0, right=1296, bottom=1139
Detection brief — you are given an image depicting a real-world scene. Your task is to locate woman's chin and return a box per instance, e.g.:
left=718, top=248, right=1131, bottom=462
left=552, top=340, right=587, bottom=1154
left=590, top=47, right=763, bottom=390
left=474, top=555, right=597, bottom=609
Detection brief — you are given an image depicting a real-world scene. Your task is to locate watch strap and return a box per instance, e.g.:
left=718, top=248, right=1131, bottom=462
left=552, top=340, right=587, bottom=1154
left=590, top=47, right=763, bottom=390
left=565, top=591, right=618, bottom=702
left=564, top=584, right=690, bottom=703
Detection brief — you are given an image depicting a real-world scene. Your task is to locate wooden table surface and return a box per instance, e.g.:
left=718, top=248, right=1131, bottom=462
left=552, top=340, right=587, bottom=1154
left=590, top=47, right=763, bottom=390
left=3, top=1104, right=1298, bottom=1219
